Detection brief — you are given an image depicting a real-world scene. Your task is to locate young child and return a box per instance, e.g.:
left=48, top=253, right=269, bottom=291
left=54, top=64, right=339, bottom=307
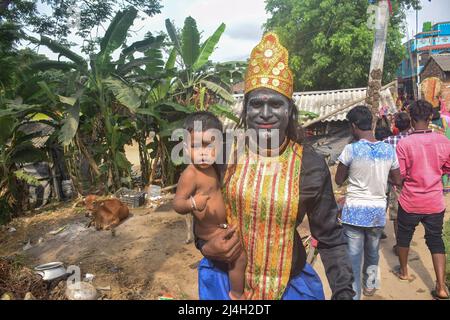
left=173, top=111, right=247, bottom=300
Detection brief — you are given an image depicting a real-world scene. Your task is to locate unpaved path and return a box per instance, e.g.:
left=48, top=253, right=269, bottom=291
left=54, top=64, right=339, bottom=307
left=0, top=201, right=203, bottom=300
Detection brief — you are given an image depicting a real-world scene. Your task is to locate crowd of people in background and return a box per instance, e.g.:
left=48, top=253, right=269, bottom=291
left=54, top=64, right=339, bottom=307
left=336, top=99, right=450, bottom=300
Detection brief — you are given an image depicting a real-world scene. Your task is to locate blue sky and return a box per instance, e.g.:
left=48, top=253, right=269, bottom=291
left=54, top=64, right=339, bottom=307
left=31, top=0, right=450, bottom=63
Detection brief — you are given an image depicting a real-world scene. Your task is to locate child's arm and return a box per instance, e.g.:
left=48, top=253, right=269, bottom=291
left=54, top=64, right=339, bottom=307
left=173, top=168, right=197, bottom=215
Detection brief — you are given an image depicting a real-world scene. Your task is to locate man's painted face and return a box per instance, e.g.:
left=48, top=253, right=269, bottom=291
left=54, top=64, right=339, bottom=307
left=245, top=88, right=291, bottom=147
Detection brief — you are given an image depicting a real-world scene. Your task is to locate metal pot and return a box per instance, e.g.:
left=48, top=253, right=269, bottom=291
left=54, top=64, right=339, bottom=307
left=65, top=282, right=98, bottom=300
left=34, top=262, right=67, bottom=281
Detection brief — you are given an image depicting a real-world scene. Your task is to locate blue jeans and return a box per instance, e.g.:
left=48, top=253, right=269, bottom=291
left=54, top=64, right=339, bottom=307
left=343, top=224, right=383, bottom=300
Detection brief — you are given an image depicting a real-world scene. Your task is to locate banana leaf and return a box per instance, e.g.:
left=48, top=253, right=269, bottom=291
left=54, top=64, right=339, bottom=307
left=181, top=16, right=200, bottom=67
left=159, top=119, right=185, bottom=138
left=0, top=103, right=41, bottom=117
left=199, top=79, right=235, bottom=104
left=58, top=95, right=77, bottom=106
left=165, top=47, right=177, bottom=70
left=37, top=81, right=58, bottom=104
left=144, top=48, right=165, bottom=74
left=117, top=56, right=159, bottom=76
left=192, top=23, right=226, bottom=71
left=120, top=34, right=165, bottom=58
left=97, top=8, right=138, bottom=66
left=14, top=170, right=40, bottom=186
left=39, top=36, right=87, bottom=69
left=115, top=151, right=132, bottom=171
left=59, top=104, right=80, bottom=146
left=299, top=110, right=320, bottom=119
left=209, top=104, right=239, bottom=123
left=29, top=60, right=78, bottom=72
left=135, top=107, right=160, bottom=119
left=103, top=78, right=141, bottom=112
left=155, top=102, right=195, bottom=114
left=165, top=19, right=183, bottom=56
left=0, top=116, right=17, bottom=146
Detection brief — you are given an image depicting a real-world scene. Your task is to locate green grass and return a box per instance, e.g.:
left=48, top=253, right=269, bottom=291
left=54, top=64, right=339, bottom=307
left=445, top=219, right=450, bottom=285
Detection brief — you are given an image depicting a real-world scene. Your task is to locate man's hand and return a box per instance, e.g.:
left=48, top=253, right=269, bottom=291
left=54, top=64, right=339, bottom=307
left=193, top=193, right=210, bottom=212
left=200, top=226, right=242, bottom=263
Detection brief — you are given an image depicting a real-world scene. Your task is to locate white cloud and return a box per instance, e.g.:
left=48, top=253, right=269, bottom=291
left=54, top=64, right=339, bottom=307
left=28, top=0, right=269, bottom=63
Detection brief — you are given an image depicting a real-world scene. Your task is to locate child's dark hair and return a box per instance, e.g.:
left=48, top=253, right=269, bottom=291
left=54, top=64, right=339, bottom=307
left=346, top=105, right=373, bottom=131
left=375, top=126, right=392, bottom=141
left=409, top=100, right=433, bottom=122
left=183, top=111, right=223, bottom=133
left=394, top=112, right=411, bottom=131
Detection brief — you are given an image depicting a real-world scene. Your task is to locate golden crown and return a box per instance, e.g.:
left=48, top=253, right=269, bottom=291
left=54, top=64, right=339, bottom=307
left=244, top=32, right=294, bottom=99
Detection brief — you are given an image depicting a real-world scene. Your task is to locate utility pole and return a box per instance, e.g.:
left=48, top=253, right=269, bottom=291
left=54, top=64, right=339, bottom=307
left=366, top=0, right=390, bottom=129
left=416, top=8, right=421, bottom=99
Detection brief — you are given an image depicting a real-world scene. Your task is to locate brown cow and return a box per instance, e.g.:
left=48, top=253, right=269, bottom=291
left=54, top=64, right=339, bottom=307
left=83, top=195, right=129, bottom=231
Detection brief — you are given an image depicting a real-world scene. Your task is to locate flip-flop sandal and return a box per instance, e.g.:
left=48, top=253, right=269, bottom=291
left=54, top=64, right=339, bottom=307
left=431, top=290, right=450, bottom=300
left=392, top=269, right=416, bottom=282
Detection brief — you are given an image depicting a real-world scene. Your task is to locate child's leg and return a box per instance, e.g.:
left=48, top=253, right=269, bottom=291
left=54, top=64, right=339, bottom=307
left=228, top=250, right=247, bottom=300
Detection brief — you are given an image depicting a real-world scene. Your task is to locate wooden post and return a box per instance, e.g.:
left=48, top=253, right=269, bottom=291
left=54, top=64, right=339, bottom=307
left=366, top=0, right=390, bottom=128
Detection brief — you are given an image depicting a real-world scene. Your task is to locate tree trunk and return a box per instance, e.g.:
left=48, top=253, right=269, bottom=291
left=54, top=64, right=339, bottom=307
left=138, top=134, right=149, bottom=186
left=366, top=0, right=390, bottom=129
left=148, top=142, right=161, bottom=186
left=75, top=134, right=100, bottom=176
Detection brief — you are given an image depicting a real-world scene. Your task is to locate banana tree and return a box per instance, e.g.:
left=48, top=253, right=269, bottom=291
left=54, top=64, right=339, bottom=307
left=165, top=16, right=237, bottom=117
left=0, top=114, right=48, bottom=223
left=27, top=7, right=164, bottom=191
left=105, top=41, right=190, bottom=186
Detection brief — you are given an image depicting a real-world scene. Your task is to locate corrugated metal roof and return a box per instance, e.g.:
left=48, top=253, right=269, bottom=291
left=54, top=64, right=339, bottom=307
left=225, top=86, right=396, bottom=128
left=18, top=122, right=55, bottom=148
left=431, top=54, right=450, bottom=72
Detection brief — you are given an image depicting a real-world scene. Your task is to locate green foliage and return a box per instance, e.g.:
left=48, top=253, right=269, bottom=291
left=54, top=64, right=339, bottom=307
left=14, top=169, right=40, bottom=186
left=103, top=78, right=142, bottom=111
left=264, top=0, right=419, bottom=90
left=97, top=8, right=138, bottom=67
left=193, top=23, right=226, bottom=71
left=0, top=0, right=162, bottom=39
left=0, top=117, right=48, bottom=222
left=164, top=17, right=235, bottom=112
left=181, top=17, right=200, bottom=67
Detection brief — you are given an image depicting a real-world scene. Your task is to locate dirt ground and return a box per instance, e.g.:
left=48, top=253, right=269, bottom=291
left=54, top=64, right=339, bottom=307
left=1, top=194, right=448, bottom=300
left=0, top=199, right=203, bottom=300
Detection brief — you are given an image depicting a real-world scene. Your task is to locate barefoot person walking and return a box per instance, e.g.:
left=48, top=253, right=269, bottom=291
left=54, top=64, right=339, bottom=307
left=395, top=100, right=450, bottom=300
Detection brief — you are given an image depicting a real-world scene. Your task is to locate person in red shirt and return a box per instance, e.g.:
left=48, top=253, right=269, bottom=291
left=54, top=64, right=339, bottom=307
left=395, top=100, right=450, bottom=300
